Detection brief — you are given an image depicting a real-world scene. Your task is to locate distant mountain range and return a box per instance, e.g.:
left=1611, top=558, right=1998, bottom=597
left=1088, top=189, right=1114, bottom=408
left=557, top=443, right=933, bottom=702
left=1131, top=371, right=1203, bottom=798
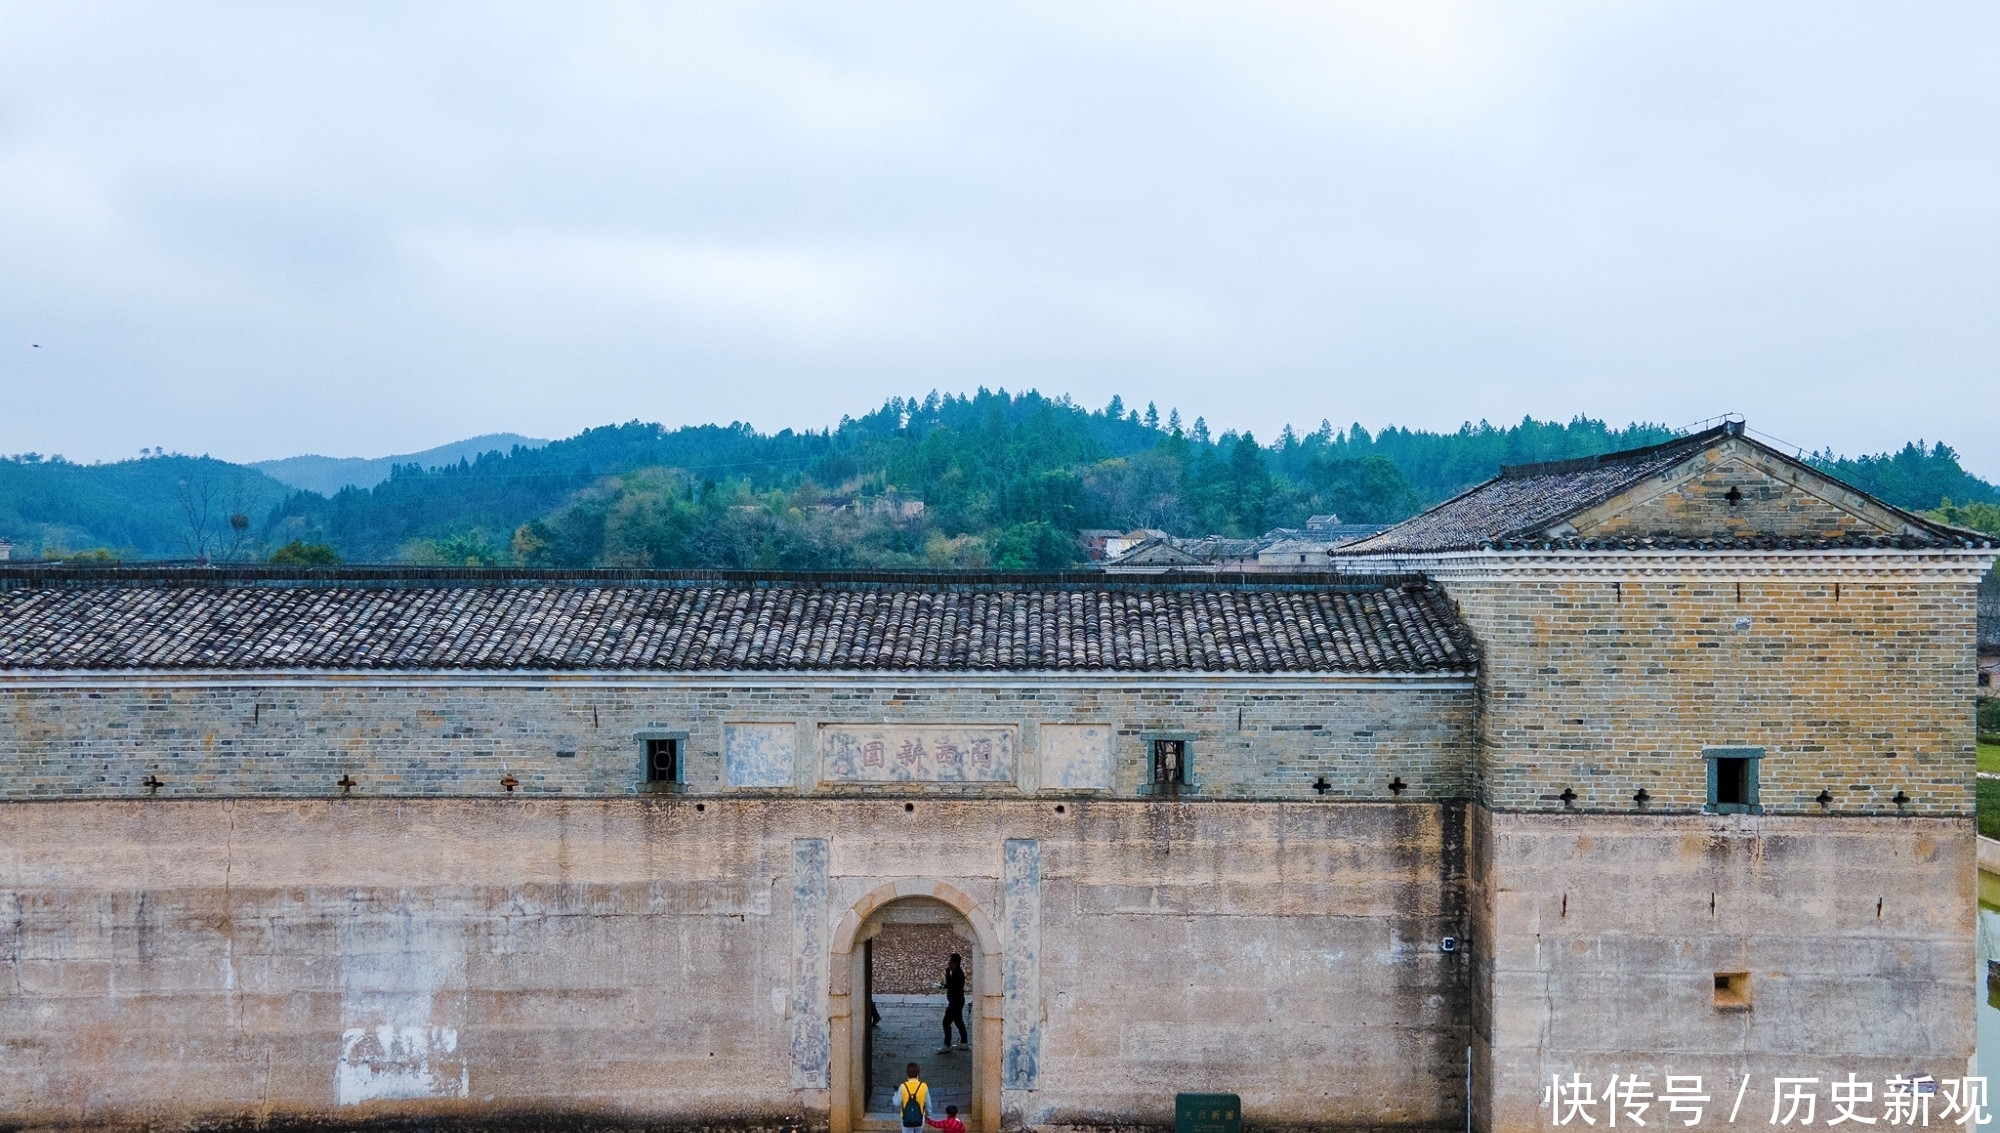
left=248, top=433, right=549, bottom=496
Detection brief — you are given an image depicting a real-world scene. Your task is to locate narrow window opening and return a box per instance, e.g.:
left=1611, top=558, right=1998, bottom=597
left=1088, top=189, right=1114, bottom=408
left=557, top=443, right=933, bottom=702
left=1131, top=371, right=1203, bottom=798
left=1713, top=758, right=1749, bottom=806
left=1713, top=971, right=1750, bottom=1010
left=646, top=738, right=680, bottom=784
left=1141, top=732, right=1195, bottom=796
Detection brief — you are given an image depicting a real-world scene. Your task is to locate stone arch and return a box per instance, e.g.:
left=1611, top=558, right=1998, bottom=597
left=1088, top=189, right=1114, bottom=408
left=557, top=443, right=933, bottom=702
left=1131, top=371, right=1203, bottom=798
left=829, top=880, right=1003, bottom=1133
left=831, top=879, right=1001, bottom=964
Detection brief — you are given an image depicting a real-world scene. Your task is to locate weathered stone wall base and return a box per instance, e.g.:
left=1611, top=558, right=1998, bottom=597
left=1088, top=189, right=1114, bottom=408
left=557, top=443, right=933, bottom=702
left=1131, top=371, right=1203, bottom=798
left=1, top=798, right=1468, bottom=1132
left=1475, top=808, right=1975, bottom=1133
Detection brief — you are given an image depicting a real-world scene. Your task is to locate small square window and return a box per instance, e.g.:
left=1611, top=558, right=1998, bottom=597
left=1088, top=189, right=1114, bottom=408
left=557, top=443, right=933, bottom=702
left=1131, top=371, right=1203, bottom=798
left=1713, top=971, right=1750, bottom=1010
left=635, top=730, right=688, bottom=791
left=1153, top=739, right=1187, bottom=785
left=1704, top=747, right=1764, bottom=814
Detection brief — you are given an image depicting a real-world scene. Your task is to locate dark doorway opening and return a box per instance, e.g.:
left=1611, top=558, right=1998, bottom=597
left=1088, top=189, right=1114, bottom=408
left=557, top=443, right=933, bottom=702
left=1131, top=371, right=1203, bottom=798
left=865, top=922, right=973, bottom=1118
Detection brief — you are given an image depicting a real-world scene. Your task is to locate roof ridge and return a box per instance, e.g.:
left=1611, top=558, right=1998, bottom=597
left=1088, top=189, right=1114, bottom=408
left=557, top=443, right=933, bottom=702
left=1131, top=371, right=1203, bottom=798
left=0, top=564, right=1434, bottom=594
left=1497, top=421, right=1739, bottom=480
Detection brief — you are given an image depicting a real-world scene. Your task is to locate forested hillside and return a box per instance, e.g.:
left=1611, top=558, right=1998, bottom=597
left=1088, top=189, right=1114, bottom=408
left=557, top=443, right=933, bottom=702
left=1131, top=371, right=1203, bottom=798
left=2, top=390, right=1994, bottom=567
left=0, top=455, right=290, bottom=562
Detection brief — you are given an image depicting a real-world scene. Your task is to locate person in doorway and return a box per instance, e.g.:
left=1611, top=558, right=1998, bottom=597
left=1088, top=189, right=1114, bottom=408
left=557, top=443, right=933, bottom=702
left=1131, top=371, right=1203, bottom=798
left=896, top=1063, right=930, bottom=1131
left=928, top=1104, right=965, bottom=1133
left=939, top=953, right=968, bottom=1052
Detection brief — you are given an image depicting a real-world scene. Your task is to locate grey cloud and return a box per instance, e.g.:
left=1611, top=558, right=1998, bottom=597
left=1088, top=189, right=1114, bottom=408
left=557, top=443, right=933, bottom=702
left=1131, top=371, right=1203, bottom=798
left=0, top=2, right=1994, bottom=473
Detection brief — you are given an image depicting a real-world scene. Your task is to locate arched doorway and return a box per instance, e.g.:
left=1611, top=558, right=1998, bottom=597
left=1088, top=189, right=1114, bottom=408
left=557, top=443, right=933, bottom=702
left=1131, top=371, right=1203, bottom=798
left=830, top=882, right=1001, bottom=1133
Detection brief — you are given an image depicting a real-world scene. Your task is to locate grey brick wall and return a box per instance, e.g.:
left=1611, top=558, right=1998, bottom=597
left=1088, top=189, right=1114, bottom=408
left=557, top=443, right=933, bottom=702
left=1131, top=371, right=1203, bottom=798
left=0, top=680, right=1474, bottom=802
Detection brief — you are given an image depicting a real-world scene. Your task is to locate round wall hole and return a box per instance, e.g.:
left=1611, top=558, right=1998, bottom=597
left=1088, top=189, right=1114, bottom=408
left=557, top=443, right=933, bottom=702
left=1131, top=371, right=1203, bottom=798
left=695, top=802, right=706, bottom=812
left=904, top=802, right=915, bottom=812
left=1054, top=804, right=1067, bottom=814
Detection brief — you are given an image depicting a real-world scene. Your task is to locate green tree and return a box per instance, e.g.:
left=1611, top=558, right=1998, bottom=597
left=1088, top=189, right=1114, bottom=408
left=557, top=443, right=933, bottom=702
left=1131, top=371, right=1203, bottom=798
left=1299, top=456, right=1425, bottom=524
left=1924, top=499, right=2000, bottom=536
left=1226, top=433, right=1273, bottom=534
left=412, top=531, right=502, bottom=566
left=992, top=521, right=1076, bottom=570
left=269, top=541, right=339, bottom=566
left=1813, top=442, right=1997, bottom=512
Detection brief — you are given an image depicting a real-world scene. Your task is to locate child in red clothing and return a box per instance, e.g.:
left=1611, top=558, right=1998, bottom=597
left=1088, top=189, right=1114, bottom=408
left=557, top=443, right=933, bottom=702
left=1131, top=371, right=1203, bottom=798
left=928, top=1105, right=965, bottom=1133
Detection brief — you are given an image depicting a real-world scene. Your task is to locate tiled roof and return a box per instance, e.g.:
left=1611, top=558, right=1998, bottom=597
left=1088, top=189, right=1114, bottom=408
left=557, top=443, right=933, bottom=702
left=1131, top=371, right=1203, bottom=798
left=0, top=569, right=1476, bottom=675
left=1484, top=534, right=1993, bottom=552
left=1340, top=428, right=1727, bottom=555
left=1341, top=423, right=1996, bottom=555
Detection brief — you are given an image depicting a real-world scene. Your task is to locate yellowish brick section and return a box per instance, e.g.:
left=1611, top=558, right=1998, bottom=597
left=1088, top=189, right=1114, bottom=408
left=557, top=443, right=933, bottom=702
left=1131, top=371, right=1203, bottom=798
left=1447, top=570, right=1982, bottom=814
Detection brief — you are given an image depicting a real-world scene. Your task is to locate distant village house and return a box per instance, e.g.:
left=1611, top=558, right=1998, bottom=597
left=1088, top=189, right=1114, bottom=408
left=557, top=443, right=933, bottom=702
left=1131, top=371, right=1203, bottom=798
left=811, top=491, right=927, bottom=523
left=1095, top=514, right=1388, bottom=573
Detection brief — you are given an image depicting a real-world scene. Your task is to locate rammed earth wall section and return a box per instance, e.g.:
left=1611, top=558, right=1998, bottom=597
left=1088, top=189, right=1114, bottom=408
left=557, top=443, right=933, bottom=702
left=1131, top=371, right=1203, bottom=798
left=1427, top=559, right=1987, bottom=815
left=1470, top=808, right=1975, bottom=1133
left=0, top=797, right=1471, bottom=1132
left=0, top=678, right=1474, bottom=802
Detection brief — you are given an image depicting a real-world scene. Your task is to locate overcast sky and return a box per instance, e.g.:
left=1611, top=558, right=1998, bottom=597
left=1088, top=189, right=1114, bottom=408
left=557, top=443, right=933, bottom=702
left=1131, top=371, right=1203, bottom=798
left=2, top=4, right=1996, bottom=475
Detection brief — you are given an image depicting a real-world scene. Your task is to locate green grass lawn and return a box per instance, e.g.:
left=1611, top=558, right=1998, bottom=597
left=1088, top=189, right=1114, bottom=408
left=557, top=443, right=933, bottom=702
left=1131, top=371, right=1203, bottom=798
left=1981, top=773, right=2000, bottom=841
left=1982, top=741, right=2000, bottom=776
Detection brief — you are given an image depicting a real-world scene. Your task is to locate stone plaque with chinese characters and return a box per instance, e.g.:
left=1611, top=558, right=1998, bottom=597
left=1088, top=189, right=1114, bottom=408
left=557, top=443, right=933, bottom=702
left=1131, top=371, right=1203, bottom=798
left=817, top=724, right=1018, bottom=783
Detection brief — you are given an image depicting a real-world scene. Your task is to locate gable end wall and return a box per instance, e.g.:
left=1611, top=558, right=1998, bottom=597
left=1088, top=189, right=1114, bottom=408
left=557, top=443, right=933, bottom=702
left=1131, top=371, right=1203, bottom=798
left=1572, top=448, right=1897, bottom=543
